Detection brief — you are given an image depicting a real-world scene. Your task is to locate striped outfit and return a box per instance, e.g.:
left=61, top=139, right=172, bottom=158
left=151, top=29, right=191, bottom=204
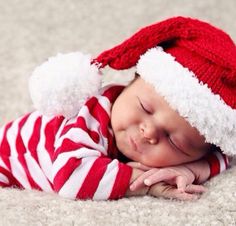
left=0, top=85, right=229, bottom=200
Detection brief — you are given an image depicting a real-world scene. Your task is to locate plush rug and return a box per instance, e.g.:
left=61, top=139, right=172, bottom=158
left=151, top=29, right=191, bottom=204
left=0, top=1, right=236, bottom=225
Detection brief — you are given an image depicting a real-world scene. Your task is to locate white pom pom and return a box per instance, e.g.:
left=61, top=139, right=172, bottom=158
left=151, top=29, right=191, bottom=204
left=29, top=52, right=101, bottom=118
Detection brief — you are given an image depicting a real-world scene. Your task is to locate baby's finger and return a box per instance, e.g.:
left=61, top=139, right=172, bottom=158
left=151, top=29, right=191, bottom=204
left=144, top=170, right=177, bottom=186
left=176, top=176, right=188, bottom=193
left=130, top=169, right=158, bottom=191
left=137, top=163, right=153, bottom=171
left=127, top=162, right=153, bottom=171
left=151, top=182, right=200, bottom=201
left=185, top=184, right=207, bottom=194
left=162, top=186, right=199, bottom=201
left=172, top=191, right=200, bottom=201
left=126, top=162, right=140, bottom=168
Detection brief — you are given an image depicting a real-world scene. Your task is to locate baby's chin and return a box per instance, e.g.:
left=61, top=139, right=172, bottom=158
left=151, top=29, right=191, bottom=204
left=138, top=158, right=187, bottom=168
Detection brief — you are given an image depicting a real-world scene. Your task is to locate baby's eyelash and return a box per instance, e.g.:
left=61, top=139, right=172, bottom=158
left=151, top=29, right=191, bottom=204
left=168, top=135, right=182, bottom=152
left=138, top=98, right=152, bottom=114
left=168, top=137, right=177, bottom=148
left=168, top=136, right=191, bottom=157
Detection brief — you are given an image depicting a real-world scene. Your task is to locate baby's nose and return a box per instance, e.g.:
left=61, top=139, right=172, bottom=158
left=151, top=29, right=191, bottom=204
left=140, top=123, right=160, bottom=144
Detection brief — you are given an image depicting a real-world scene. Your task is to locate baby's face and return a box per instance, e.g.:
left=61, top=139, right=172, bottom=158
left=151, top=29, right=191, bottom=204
left=111, top=77, right=211, bottom=167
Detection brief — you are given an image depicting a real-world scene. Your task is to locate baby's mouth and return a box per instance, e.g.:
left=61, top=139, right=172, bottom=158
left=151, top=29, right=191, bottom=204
left=129, top=136, right=142, bottom=153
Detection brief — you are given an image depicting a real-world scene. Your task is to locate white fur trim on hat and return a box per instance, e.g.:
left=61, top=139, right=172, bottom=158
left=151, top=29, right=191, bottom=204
left=137, top=47, right=236, bottom=156
left=29, top=52, right=101, bottom=118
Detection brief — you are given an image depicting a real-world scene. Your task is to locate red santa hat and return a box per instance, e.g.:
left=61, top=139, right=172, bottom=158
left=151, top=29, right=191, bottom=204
left=29, top=16, right=236, bottom=156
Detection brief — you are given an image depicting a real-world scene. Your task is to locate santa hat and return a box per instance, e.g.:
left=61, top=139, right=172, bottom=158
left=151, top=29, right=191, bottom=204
left=29, top=16, right=236, bottom=156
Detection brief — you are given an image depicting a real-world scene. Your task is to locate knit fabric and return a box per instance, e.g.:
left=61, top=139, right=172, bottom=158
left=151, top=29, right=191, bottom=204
left=0, top=85, right=132, bottom=200
left=96, top=17, right=236, bottom=105
left=94, top=16, right=236, bottom=156
left=205, top=150, right=229, bottom=178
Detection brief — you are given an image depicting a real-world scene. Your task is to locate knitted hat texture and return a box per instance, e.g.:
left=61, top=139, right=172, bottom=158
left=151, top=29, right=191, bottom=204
left=94, top=16, right=236, bottom=155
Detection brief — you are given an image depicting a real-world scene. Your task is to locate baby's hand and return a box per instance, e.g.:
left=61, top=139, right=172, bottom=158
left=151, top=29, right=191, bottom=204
left=147, top=182, right=206, bottom=201
left=126, top=162, right=206, bottom=200
left=127, top=161, right=153, bottom=171
left=129, top=165, right=206, bottom=194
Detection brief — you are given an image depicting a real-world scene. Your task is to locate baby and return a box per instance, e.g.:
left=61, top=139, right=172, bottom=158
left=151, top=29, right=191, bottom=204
left=0, top=16, right=235, bottom=201
left=111, top=74, right=219, bottom=200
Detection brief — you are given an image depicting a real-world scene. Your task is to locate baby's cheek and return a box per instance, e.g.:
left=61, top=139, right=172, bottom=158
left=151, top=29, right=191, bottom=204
left=190, top=150, right=207, bottom=162
left=140, top=154, right=167, bottom=168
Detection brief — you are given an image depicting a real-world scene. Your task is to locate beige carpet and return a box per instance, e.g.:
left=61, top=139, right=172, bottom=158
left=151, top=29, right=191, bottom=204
left=0, top=0, right=236, bottom=225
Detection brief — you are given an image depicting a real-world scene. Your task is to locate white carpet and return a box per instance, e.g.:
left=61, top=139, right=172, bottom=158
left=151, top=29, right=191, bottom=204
left=0, top=0, right=236, bottom=225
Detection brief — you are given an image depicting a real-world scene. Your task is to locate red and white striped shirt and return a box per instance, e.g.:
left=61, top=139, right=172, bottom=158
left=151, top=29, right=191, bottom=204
left=0, top=85, right=229, bottom=200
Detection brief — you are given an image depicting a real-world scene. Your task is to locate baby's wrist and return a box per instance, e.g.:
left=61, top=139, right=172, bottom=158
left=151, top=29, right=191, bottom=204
left=125, top=184, right=149, bottom=197
left=125, top=168, right=149, bottom=197
left=146, top=183, right=165, bottom=198
left=147, top=185, right=154, bottom=197
left=184, top=160, right=210, bottom=184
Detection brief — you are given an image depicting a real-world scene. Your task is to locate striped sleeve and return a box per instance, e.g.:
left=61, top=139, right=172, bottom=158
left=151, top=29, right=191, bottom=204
left=52, top=87, right=132, bottom=200
left=204, top=149, right=229, bottom=178
left=0, top=111, right=63, bottom=192
left=52, top=127, right=132, bottom=201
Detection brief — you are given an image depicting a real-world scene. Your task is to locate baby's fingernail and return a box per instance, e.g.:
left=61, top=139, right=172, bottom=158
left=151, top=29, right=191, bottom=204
left=130, top=185, right=135, bottom=191
left=144, top=179, right=151, bottom=186
left=178, top=188, right=185, bottom=193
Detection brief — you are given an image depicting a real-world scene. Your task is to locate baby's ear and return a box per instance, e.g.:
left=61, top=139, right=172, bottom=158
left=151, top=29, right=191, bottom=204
left=29, top=52, right=102, bottom=118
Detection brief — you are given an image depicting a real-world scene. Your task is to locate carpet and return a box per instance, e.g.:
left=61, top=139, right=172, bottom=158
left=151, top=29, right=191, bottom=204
left=0, top=1, right=236, bottom=225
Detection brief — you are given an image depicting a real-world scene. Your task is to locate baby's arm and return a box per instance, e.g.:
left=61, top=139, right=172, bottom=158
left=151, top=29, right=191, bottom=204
left=125, top=168, right=149, bottom=197
left=184, top=150, right=229, bottom=184
left=52, top=123, right=133, bottom=200
left=126, top=164, right=205, bottom=200
left=128, top=150, right=229, bottom=200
